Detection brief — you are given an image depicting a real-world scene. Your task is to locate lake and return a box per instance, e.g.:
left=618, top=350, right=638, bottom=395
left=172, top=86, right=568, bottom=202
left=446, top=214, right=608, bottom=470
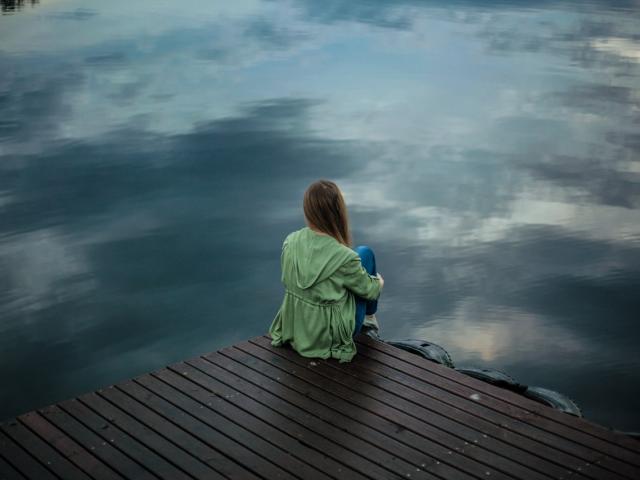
left=1, top=0, right=639, bottom=432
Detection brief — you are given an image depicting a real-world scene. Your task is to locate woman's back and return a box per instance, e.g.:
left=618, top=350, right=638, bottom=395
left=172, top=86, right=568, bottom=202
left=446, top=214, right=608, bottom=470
left=281, top=227, right=355, bottom=302
left=269, top=226, right=381, bottom=362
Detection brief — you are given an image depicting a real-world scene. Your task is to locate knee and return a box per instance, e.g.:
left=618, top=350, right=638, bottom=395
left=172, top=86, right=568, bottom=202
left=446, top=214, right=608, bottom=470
left=354, top=245, right=375, bottom=263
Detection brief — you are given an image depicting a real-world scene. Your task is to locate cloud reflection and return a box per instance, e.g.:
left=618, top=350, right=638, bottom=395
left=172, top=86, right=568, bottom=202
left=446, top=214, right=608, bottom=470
left=412, top=301, right=590, bottom=364
left=0, top=0, right=639, bottom=430
left=0, top=97, right=373, bottom=419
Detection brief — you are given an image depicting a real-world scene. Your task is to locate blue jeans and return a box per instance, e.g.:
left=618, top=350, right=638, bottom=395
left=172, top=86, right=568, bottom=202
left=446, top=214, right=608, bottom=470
left=353, top=245, right=378, bottom=336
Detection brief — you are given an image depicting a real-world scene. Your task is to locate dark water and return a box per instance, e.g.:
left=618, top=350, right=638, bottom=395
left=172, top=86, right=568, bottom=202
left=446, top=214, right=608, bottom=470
left=1, top=0, right=639, bottom=431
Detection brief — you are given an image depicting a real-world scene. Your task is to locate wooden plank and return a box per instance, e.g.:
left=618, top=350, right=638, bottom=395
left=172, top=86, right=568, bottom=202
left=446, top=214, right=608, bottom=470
left=0, top=429, right=56, bottom=480
left=189, top=354, right=470, bottom=480
left=2, top=334, right=638, bottom=480
left=179, top=359, right=434, bottom=479
left=0, top=451, right=27, bottom=480
left=258, top=335, right=625, bottom=480
left=108, top=378, right=263, bottom=480
left=2, top=419, right=91, bottom=480
left=140, top=370, right=312, bottom=479
left=58, top=397, right=185, bottom=480
left=132, top=371, right=349, bottom=480
left=39, top=404, right=159, bottom=480
left=348, top=340, right=638, bottom=480
left=358, top=335, right=640, bottom=458
left=206, top=349, right=520, bottom=478
left=228, top=342, right=556, bottom=480
left=355, top=336, right=640, bottom=472
left=249, top=336, right=606, bottom=480
left=19, top=411, right=122, bottom=480
left=78, top=391, right=197, bottom=480
left=147, top=367, right=374, bottom=480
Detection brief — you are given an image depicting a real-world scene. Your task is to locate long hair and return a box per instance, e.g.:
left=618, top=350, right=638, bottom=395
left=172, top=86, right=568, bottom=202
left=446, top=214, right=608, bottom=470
left=303, top=180, right=352, bottom=247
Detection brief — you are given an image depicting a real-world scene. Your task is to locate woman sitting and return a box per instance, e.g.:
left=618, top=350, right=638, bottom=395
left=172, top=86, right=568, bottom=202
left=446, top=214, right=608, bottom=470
left=269, top=179, right=384, bottom=362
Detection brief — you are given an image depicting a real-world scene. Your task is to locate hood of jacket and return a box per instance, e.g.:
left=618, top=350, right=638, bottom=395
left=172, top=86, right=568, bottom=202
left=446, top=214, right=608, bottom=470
left=282, top=227, right=355, bottom=290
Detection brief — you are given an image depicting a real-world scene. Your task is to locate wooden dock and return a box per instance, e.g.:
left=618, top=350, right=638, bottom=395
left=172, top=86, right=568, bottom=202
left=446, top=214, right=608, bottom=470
left=1, top=335, right=639, bottom=480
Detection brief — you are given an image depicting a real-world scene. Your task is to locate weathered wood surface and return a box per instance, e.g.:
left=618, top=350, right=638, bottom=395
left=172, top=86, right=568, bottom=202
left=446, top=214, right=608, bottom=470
left=1, top=334, right=639, bottom=479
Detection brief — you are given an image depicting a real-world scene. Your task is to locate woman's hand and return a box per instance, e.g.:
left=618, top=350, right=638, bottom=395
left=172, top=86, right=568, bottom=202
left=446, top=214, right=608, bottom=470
left=376, top=273, right=384, bottom=289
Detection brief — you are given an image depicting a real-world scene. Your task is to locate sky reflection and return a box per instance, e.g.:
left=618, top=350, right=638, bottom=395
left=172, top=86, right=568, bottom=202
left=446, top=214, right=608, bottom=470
left=1, top=0, right=639, bottom=431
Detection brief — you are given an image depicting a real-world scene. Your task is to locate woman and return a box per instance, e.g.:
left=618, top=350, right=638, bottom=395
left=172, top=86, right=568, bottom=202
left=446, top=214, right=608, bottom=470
left=268, top=179, right=384, bottom=363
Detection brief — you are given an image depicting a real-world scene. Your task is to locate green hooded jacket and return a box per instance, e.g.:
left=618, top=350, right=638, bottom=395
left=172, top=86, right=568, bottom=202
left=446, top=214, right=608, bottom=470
left=268, top=227, right=382, bottom=362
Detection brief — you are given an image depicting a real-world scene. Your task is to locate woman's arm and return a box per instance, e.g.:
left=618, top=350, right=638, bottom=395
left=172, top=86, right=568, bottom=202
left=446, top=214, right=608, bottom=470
left=339, top=256, right=382, bottom=300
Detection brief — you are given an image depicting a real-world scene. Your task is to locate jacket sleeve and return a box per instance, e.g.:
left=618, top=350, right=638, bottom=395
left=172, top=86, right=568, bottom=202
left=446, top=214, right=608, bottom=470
left=338, top=255, right=381, bottom=300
